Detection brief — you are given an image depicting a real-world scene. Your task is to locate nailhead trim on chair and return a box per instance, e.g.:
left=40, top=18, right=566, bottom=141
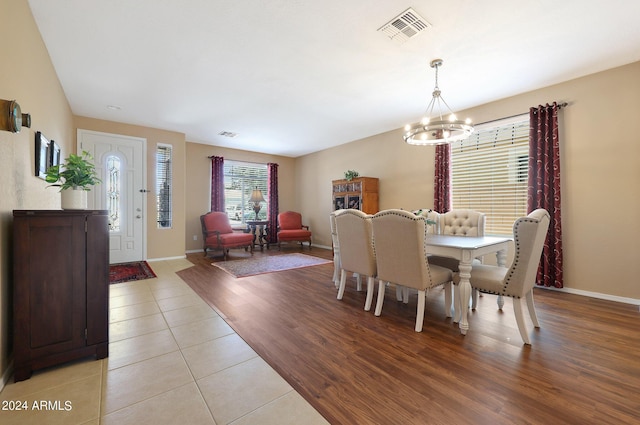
left=501, top=216, right=540, bottom=298
left=473, top=216, right=541, bottom=299
left=374, top=209, right=436, bottom=283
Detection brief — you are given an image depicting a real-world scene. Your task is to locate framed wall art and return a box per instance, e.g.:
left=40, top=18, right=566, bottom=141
left=50, top=140, right=61, bottom=169
left=35, top=131, right=51, bottom=180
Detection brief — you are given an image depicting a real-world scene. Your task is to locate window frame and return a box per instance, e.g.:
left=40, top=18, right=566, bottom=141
left=156, top=143, right=173, bottom=229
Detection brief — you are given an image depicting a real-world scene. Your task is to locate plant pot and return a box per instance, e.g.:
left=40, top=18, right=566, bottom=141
left=61, top=189, right=87, bottom=210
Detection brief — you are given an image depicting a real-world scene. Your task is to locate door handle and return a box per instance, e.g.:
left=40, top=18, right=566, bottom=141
left=139, top=189, right=150, bottom=193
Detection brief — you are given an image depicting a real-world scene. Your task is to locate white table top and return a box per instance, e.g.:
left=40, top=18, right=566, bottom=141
left=425, top=234, right=512, bottom=249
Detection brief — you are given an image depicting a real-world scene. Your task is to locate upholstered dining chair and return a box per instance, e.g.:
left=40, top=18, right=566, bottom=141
left=371, top=209, right=453, bottom=332
left=428, top=209, right=486, bottom=272
left=425, top=209, right=490, bottom=315
left=453, top=209, right=550, bottom=345
left=400, top=209, right=442, bottom=303
left=329, top=210, right=345, bottom=286
left=334, top=209, right=377, bottom=311
left=277, top=211, right=312, bottom=250
left=329, top=210, right=341, bottom=287
left=330, top=209, right=362, bottom=290
left=200, top=211, right=254, bottom=260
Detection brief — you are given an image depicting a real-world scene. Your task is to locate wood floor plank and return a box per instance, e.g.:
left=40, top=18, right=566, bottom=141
left=178, top=248, right=640, bottom=424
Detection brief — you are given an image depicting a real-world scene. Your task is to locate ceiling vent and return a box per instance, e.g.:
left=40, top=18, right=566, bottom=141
left=378, top=8, right=431, bottom=43
left=218, top=131, right=238, bottom=138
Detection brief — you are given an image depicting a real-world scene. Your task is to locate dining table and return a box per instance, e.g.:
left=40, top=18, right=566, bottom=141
left=425, top=234, right=512, bottom=335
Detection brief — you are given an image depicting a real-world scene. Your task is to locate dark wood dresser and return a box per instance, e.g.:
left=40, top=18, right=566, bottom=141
left=12, top=210, right=109, bottom=381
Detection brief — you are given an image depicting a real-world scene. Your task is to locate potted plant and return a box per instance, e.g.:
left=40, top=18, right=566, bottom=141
left=344, top=170, right=359, bottom=181
left=45, top=150, right=101, bottom=209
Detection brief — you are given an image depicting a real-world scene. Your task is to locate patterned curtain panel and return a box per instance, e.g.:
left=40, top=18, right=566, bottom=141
left=267, top=163, right=279, bottom=244
left=210, top=156, right=225, bottom=212
left=433, top=144, right=452, bottom=213
left=528, top=102, right=564, bottom=288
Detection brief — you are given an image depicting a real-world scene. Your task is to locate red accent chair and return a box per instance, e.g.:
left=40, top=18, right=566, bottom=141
left=200, top=212, right=254, bottom=260
left=277, top=211, right=312, bottom=250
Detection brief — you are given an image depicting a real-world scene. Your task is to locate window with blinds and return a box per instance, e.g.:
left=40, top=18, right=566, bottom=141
left=450, top=117, right=529, bottom=235
left=224, top=161, right=268, bottom=224
left=156, top=144, right=172, bottom=229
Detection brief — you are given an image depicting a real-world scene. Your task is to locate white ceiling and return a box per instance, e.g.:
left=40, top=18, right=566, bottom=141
left=27, top=0, right=640, bottom=157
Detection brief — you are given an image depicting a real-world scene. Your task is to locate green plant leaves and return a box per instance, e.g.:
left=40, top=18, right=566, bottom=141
left=45, top=150, right=102, bottom=190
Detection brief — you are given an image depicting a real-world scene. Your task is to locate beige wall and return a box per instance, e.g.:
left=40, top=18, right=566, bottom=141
left=73, top=117, right=187, bottom=260
left=296, top=61, right=640, bottom=301
left=184, top=143, right=296, bottom=252
left=0, top=0, right=75, bottom=384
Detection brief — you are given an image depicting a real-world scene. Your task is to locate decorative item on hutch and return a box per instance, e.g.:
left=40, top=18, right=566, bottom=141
left=45, top=150, right=102, bottom=210
left=344, top=170, right=359, bottom=181
left=332, top=176, right=379, bottom=214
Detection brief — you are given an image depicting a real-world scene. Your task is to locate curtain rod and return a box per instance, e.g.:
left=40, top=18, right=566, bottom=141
left=206, top=156, right=276, bottom=166
left=476, top=102, right=568, bottom=126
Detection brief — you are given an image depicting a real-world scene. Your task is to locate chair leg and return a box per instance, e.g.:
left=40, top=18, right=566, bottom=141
left=364, top=276, right=375, bottom=311
left=337, top=269, right=348, bottom=300
left=395, top=284, right=403, bottom=301
left=355, top=273, right=362, bottom=291
left=497, top=294, right=505, bottom=310
left=402, top=287, right=409, bottom=304
left=453, top=283, right=462, bottom=323
left=415, top=289, right=426, bottom=332
left=374, top=280, right=386, bottom=316
left=471, top=288, right=478, bottom=310
left=444, top=282, right=453, bottom=318
left=525, top=290, right=540, bottom=328
left=513, top=297, right=531, bottom=345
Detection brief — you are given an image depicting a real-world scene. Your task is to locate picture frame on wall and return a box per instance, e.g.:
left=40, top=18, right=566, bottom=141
left=35, top=131, right=50, bottom=180
left=50, top=140, right=61, bottom=169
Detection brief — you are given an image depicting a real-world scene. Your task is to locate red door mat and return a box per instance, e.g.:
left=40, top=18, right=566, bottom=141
left=109, top=261, right=157, bottom=284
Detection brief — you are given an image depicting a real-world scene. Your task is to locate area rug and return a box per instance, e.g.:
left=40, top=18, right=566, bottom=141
left=212, top=253, right=332, bottom=278
left=109, top=261, right=157, bottom=284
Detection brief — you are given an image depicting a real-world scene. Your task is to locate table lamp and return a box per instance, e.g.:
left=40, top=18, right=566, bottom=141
left=249, top=188, right=265, bottom=220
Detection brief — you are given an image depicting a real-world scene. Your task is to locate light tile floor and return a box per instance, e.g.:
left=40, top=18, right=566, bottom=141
left=0, top=258, right=329, bottom=425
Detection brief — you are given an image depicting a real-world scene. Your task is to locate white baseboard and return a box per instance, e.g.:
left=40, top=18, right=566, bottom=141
left=311, top=244, right=332, bottom=250
left=147, top=255, right=187, bottom=262
left=0, top=360, right=13, bottom=393
left=540, top=285, right=640, bottom=309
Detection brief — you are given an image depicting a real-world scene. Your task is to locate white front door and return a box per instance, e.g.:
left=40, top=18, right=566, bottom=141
left=78, top=129, right=146, bottom=264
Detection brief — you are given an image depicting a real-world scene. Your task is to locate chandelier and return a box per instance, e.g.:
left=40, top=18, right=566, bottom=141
left=403, top=59, right=474, bottom=145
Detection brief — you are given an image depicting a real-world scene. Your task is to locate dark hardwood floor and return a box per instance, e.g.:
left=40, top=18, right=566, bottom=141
left=178, top=247, right=640, bottom=425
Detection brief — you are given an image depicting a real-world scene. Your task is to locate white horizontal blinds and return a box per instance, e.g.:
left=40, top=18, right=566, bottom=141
left=156, top=144, right=172, bottom=228
left=223, top=161, right=268, bottom=223
left=450, top=119, right=529, bottom=235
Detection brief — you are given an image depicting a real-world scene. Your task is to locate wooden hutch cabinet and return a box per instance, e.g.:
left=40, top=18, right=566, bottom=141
left=12, top=210, right=109, bottom=382
left=332, top=177, right=379, bottom=214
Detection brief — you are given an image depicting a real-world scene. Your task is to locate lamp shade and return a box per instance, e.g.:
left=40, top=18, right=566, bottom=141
left=249, top=189, right=265, bottom=203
